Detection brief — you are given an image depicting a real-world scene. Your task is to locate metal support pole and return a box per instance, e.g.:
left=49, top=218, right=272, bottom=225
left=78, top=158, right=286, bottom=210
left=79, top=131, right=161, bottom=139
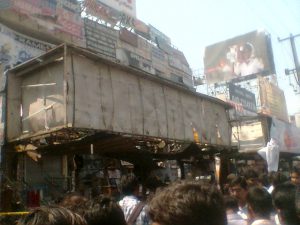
left=278, top=34, right=300, bottom=86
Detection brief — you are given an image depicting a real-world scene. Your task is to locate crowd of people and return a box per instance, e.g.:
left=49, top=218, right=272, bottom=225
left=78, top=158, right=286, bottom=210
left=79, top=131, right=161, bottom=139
left=8, top=167, right=300, bottom=225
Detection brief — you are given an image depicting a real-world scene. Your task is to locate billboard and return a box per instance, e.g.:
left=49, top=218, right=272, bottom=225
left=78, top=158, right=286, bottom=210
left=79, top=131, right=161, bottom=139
left=149, top=25, right=171, bottom=45
left=228, top=83, right=257, bottom=113
left=232, top=120, right=266, bottom=153
left=83, top=0, right=137, bottom=26
left=116, top=48, right=155, bottom=74
left=7, top=0, right=84, bottom=38
left=84, top=19, right=118, bottom=58
left=0, top=23, right=54, bottom=70
left=258, top=76, right=289, bottom=122
left=204, top=30, right=275, bottom=84
left=96, top=0, right=136, bottom=18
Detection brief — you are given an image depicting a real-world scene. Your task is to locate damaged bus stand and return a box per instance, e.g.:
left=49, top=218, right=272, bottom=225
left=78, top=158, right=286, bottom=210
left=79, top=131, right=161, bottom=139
left=0, top=45, right=233, bottom=210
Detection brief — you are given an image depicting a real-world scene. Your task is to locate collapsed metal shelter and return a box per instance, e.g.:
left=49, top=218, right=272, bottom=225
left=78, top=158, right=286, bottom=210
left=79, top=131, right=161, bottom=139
left=1, top=44, right=233, bottom=207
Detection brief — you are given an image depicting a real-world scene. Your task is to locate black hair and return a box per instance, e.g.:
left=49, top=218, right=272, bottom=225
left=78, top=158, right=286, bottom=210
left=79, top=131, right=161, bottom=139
left=247, top=186, right=273, bottom=219
left=272, top=182, right=300, bottom=225
left=18, top=205, right=86, bottom=225
left=120, top=174, right=139, bottom=195
left=148, top=180, right=226, bottom=225
left=229, top=176, right=248, bottom=190
left=83, top=195, right=127, bottom=225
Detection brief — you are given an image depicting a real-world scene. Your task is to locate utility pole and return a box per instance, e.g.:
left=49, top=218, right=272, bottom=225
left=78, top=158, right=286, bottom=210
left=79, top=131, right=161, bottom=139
left=278, top=34, right=300, bottom=87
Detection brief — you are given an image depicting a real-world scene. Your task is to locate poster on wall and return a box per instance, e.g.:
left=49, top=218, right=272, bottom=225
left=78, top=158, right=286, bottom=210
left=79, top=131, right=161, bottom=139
left=0, top=23, right=54, bottom=70
left=204, top=30, right=275, bottom=84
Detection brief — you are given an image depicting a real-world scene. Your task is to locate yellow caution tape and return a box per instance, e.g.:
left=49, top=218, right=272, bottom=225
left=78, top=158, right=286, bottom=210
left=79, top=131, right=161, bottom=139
left=0, top=212, right=29, bottom=216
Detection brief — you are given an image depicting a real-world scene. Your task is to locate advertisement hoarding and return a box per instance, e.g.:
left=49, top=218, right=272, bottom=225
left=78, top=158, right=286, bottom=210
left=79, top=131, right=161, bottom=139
left=84, top=19, right=118, bottom=58
left=204, top=30, right=275, bottom=84
left=11, top=0, right=84, bottom=38
left=149, top=24, right=171, bottom=45
left=258, top=76, right=289, bottom=122
left=0, top=23, right=54, bottom=70
left=119, top=28, right=138, bottom=47
left=270, top=118, right=300, bottom=153
left=228, top=83, right=257, bottom=113
left=96, top=0, right=136, bottom=18
left=117, top=48, right=155, bottom=74
left=151, top=46, right=170, bottom=76
left=232, top=120, right=266, bottom=153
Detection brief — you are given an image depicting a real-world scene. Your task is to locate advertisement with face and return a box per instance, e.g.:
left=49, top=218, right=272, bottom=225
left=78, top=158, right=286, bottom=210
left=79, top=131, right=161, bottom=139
left=204, top=30, right=275, bottom=84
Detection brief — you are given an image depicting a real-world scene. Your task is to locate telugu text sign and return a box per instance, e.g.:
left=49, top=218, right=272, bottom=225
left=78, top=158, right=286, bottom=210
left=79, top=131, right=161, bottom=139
left=84, top=18, right=118, bottom=58
left=258, top=77, right=289, bottom=122
left=228, top=83, right=257, bottom=113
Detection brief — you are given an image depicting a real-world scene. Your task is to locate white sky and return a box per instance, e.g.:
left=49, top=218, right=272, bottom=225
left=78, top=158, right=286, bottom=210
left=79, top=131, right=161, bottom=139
left=136, top=0, right=300, bottom=115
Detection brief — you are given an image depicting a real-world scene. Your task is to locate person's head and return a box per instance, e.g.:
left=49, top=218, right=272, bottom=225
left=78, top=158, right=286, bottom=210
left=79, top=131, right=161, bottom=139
left=239, top=42, right=254, bottom=62
left=148, top=180, right=226, bottom=225
left=258, top=173, right=269, bottom=188
left=229, top=176, right=248, bottom=207
left=18, top=205, right=86, bottom=225
left=59, top=192, right=88, bottom=215
left=243, top=168, right=259, bottom=187
left=268, top=171, right=288, bottom=188
left=272, top=182, right=300, bottom=225
left=83, top=195, right=127, bottom=225
left=247, top=186, right=273, bottom=221
left=143, top=174, right=165, bottom=199
left=120, top=174, right=139, bottom=196
left=290, top=167, right=300, bottom=186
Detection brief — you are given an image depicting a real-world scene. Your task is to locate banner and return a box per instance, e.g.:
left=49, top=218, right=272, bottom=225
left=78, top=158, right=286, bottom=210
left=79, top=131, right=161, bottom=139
left=228, top=83, right=257, bottom=112
left=270, top=118, right=300, bottom=153
left=232, top=120, right=266, bottom=153
left=0, top=23, right=54, bottom=70
left=119, top=28, right=138, bottom=47
left=149, top=25, right=171, bottom=45
left=11, top=0, right=84, bottom=38
left=117, top=48, right=155, bottom=74
left=97, top=0, right=136, bottom=18
left=204, top=30, right=275, bottom=84
left=84, top=18, right=118, bottom=58
left=258, top=76, right=289, bottom=122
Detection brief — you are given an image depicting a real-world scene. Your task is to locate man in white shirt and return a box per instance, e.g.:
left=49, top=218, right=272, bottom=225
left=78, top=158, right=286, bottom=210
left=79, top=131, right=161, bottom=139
left=234, top=42, right=264, bottom=77
left=229, top=176, right=249, bottom=220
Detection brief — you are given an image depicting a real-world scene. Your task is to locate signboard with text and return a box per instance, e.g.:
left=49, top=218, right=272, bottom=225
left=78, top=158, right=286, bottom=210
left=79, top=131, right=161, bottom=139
left=97, top=0, right=136, bottom=18
left=117, top=48, right=155, bottom=74
left=258, top=76, right=289, bottom=122
left=9, top=0, right=84, bottom=38
left=84, top=18, right=118, bottom=58
left=0, top=23, right=54, bottom=70
left=232, top=120, right=266, bottom=153
left=228, top=83, right=257, bottom=113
